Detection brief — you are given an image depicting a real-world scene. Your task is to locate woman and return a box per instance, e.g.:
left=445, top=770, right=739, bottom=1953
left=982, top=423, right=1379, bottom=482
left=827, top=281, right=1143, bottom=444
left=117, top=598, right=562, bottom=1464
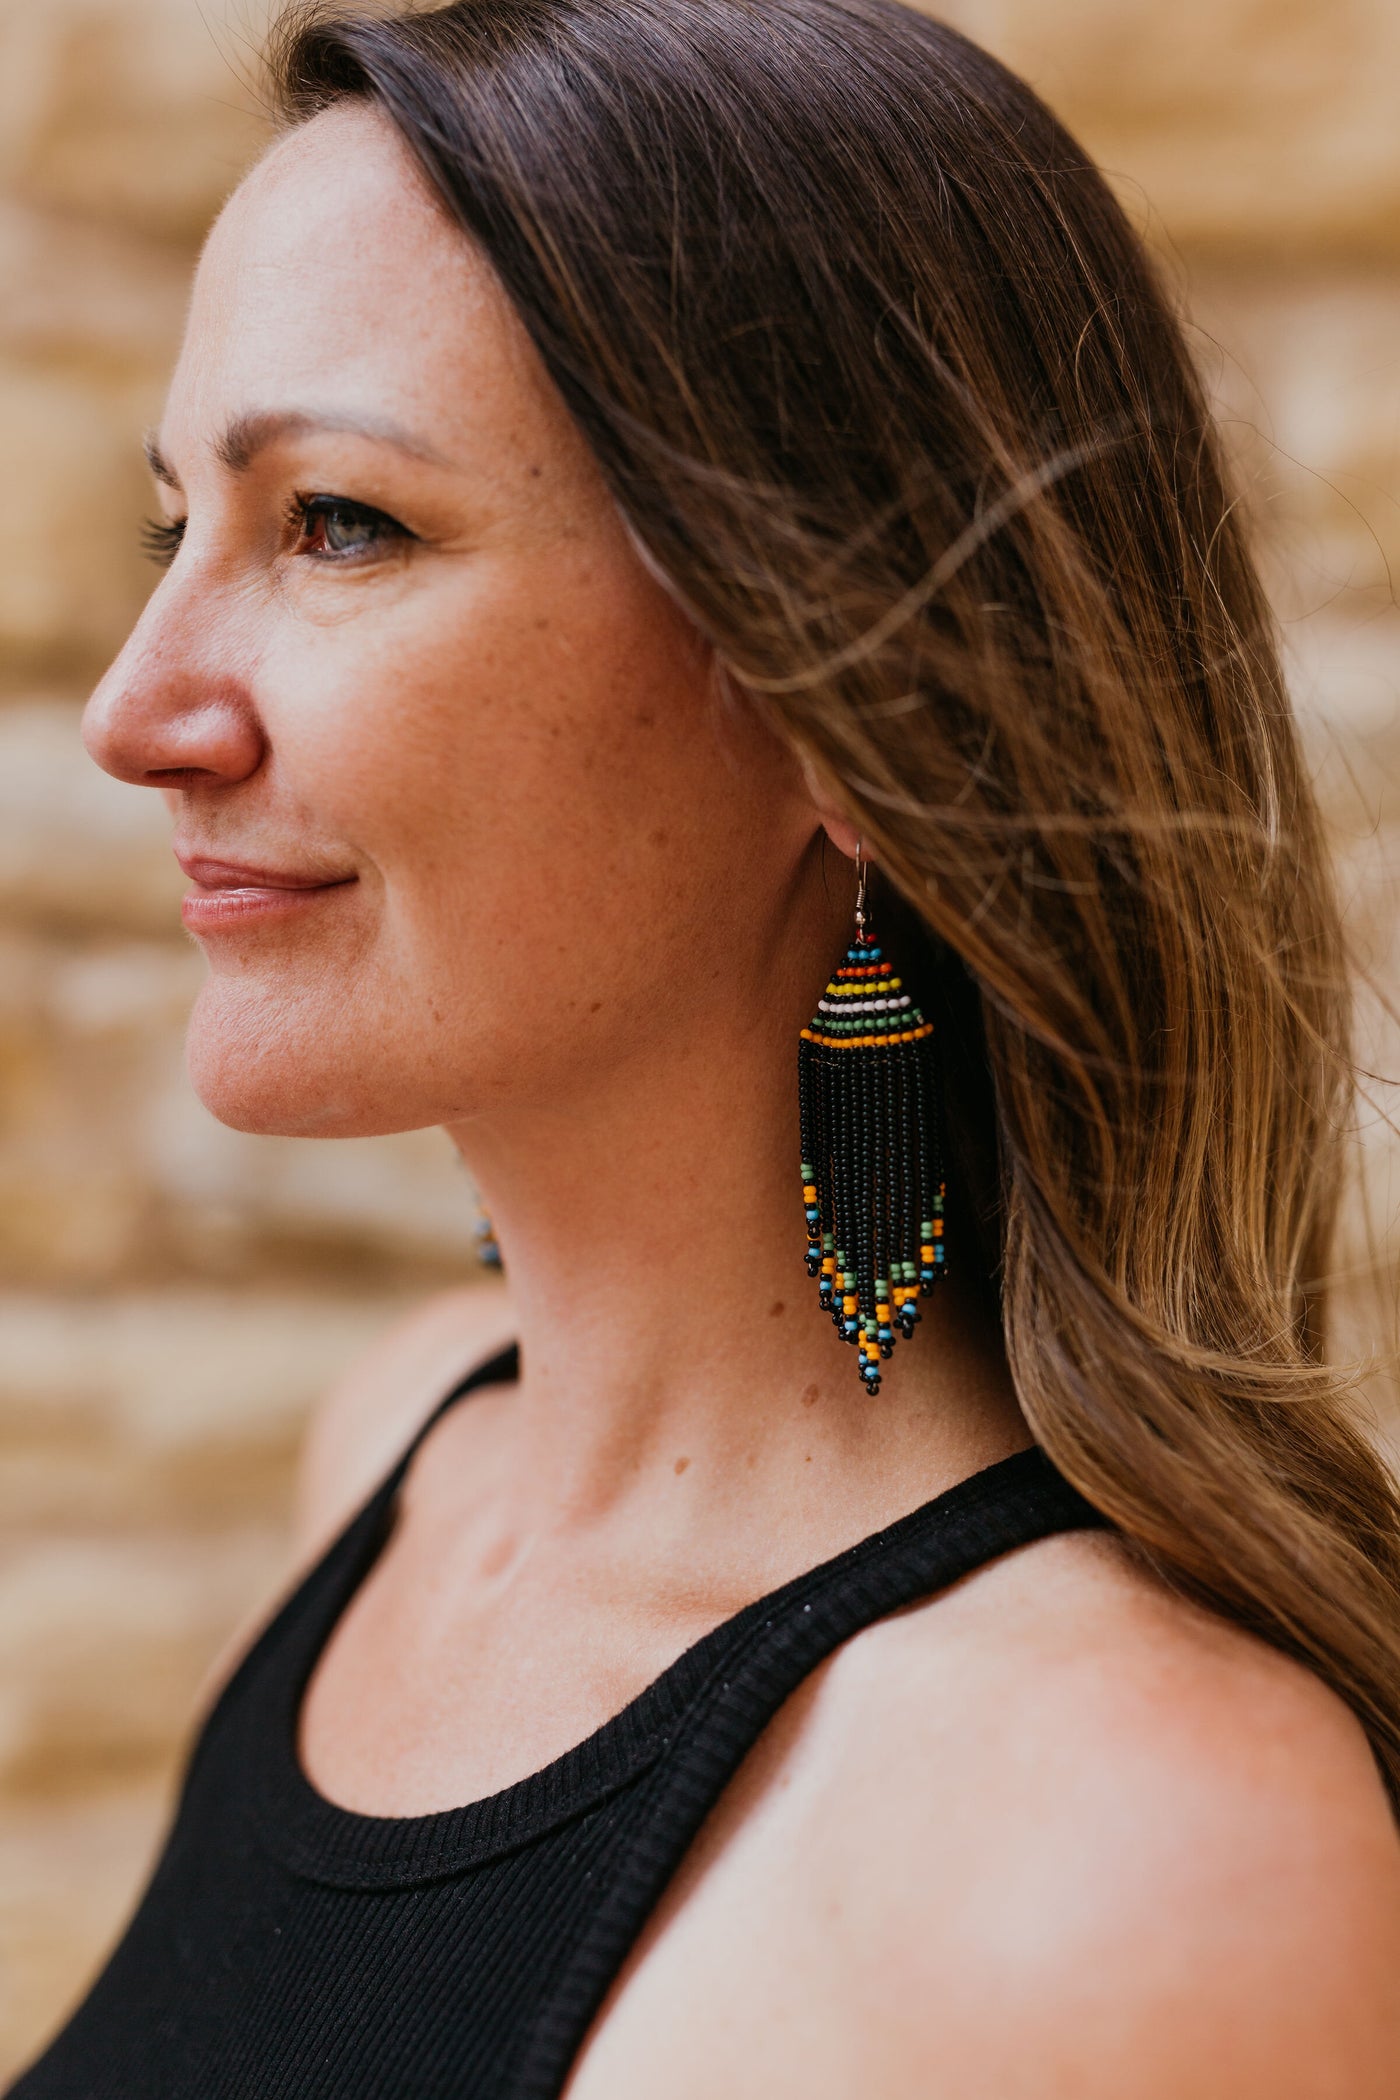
left=12, top=0, right=1400, bottom=2093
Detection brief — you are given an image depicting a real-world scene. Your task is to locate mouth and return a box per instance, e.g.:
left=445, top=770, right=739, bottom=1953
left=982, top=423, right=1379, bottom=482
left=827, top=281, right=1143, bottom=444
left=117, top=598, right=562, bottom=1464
left=174, top=851, right=358, bottom=934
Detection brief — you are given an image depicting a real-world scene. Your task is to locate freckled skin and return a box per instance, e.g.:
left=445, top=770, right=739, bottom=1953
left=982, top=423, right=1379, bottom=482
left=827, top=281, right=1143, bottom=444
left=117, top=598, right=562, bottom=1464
left=85, top=106, right=822, bottom=1147
left=86, top=101, right=1029, bottom=1834
left=82, top=103, right=1400, bottom=2100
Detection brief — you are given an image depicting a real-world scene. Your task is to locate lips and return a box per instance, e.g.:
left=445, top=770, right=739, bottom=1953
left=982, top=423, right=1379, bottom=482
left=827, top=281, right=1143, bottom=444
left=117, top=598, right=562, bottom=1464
left=175, top=851, right=354, bottom=891
left=174, top=847, right=357, bottom=933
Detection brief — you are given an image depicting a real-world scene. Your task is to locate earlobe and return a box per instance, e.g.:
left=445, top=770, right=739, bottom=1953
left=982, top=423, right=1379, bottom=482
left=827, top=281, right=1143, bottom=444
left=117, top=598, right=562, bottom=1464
left=819, top=812, right=862, bottom=861
left=793, top=743, right=864, bottom=863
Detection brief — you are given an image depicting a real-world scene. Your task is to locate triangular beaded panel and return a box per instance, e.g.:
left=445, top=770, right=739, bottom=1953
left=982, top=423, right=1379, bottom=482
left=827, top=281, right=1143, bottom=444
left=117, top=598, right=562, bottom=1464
left=797, top=927, right=946, bottom=1392
left=801, top=940, right=934, bottom=1051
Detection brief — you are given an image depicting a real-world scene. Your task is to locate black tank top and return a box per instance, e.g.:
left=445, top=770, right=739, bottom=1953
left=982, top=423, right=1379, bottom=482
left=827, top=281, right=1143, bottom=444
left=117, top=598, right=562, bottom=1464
left=10, top=1342, right=1105, bottom=2100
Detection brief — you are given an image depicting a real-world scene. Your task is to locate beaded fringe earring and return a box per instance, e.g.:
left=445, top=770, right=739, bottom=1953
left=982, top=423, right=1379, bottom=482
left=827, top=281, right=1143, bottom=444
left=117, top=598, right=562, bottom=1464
left=474, top=1210, right=503, bottom=1268
left=798, top=845, right=947, bottom=1393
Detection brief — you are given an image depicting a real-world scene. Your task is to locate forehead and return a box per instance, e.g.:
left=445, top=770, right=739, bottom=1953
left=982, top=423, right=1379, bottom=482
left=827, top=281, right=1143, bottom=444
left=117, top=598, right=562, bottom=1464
left=168, top=102, right=541, bottom=451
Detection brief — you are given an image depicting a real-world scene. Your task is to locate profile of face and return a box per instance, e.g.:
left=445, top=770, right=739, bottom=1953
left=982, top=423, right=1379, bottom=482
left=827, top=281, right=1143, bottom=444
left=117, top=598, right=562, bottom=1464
left=83, top=103, right=834, bottom=1142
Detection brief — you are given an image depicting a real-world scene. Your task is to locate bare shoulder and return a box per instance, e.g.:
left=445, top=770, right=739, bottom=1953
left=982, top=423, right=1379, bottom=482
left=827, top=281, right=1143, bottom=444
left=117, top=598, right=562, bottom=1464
left=290, top=1278, right=517, bottom=1561
left=587, top=1525, right=1400, bottom=2100
left=787, top=1528, right=1400, bottom=2094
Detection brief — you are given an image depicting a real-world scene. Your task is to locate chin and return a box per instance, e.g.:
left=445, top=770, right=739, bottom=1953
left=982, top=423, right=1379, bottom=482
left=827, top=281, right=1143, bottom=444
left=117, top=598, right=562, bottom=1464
left=184, top=980, right=413, bottom=1139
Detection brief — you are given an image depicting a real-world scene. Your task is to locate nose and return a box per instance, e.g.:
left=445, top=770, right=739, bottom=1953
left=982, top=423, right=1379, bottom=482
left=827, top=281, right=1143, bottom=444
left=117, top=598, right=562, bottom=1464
left=82, top=589, right=265, bottom=789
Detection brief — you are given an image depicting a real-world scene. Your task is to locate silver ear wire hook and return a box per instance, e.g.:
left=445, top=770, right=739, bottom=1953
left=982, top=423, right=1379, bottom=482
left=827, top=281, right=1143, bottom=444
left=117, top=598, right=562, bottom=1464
left=854, top=839, right=868, bottom=932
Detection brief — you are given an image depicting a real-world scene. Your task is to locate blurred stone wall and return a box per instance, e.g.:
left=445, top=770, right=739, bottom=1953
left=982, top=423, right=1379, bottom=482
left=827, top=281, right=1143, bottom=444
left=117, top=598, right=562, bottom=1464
left=1, top=0, right=1397, bottom=2078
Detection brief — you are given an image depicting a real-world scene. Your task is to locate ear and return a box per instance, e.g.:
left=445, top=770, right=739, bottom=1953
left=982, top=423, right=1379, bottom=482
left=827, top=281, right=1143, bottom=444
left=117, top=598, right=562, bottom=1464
left=818, top=810, right=862, bottom=860
left=793, top=743, right=864, bottom=863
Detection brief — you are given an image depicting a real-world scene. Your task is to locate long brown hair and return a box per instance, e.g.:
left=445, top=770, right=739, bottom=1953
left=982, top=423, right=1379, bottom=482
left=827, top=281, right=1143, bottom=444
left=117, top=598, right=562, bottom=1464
left=268, top=0, right=1400, bottom=1800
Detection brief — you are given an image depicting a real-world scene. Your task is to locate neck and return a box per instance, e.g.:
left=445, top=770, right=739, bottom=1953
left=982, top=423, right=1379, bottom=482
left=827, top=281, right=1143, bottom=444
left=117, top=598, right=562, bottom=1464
left=445, top=931, right=1028, bottom=1552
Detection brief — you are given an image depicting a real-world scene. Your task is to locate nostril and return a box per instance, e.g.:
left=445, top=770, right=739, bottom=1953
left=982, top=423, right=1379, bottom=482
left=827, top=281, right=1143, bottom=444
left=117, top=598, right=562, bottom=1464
left=82, top=689, right=266, bottom=790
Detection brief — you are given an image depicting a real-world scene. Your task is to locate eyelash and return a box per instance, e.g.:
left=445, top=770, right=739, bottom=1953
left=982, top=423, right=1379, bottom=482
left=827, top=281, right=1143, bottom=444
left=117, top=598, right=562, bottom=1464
left=139, top=495, right=411, bottom=570
left=140, top=516, right=186, bottom=565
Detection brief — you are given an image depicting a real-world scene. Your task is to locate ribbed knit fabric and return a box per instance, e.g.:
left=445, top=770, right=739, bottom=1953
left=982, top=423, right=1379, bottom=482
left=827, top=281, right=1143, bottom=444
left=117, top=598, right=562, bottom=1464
left=10, top=1341, right=1106, bottom=2100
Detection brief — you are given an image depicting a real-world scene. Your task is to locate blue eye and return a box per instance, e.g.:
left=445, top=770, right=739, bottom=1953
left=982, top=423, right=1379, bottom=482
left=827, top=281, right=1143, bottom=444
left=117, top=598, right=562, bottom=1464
left=297, top=496, right=409, bottom=559
left=137, top=496, right=412, bottom=571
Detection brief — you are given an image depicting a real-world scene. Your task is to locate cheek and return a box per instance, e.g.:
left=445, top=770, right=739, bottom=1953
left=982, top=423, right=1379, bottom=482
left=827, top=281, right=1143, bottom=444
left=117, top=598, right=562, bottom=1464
left=187, top=548, right=801, bottom=1137
left=323, top=559, right=746, bottom=985
left=276, top=554, right=662, bottom=851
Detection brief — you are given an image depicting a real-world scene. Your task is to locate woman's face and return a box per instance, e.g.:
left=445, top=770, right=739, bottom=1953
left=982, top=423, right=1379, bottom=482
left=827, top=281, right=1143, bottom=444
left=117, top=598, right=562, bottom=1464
left=84, top=103, right=826, bottom=1138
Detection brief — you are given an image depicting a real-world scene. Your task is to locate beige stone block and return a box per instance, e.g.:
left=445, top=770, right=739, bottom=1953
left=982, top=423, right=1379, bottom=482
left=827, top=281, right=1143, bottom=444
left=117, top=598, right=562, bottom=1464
left=0, top=918, right=187, bottom=1269
left=0, top=1523, right=280, bottom=1787
left=1279, top=609, right=1400, bottom=1438
left=0, top=708, right=486, bottom=1281
left=1185, top=267, right=1400, bottom=610
left=0, top=0, right=271, bottom=246
left=0, top=919, right=480, bottom=1286
left=0, top=1781, right=173, bottom=2083
left=943, top=0, right=1400, bottom=251
left=0, top=921, right=197, bottom=1284
left=0, top=1274, right=495, bottom=2083
left=0, top=1286, right=434, bottom=1539
left=0, top=1417, right=293, bottom=1536
left=0, top=367, right=161, bottom=677
left=1288, top=611, right=1400, bottom=789
left=0, top=972, right=169, bottom=1284
left=42, top=938, right=201, bottom=1035
left=0, top=702, right=184, bottom=932
left=0, top=1284, right=416, bottom=1466
left=0, top=199, right=190, bottom=375
left=0, top=0, right=1395, bottom=260
left=146, top=1094, right=483, bottom=1272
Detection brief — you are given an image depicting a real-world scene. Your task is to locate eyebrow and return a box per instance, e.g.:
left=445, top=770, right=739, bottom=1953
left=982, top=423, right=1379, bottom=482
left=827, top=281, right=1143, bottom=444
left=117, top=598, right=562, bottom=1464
left=142, top=408, right=454, bottom=490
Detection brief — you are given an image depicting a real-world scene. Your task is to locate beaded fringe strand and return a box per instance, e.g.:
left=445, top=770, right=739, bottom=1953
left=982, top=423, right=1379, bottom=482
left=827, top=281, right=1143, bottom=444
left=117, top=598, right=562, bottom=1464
left=798, top=919, right=946, bottom=1392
